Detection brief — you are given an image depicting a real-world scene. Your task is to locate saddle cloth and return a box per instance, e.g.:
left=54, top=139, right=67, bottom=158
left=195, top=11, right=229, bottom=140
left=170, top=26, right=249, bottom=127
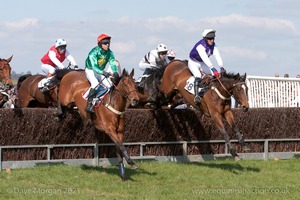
left=184, top=76, right=205, bottom=96
left=82, top=88, right=109, bottom=107
left=37, top=77, right=53, bottom=88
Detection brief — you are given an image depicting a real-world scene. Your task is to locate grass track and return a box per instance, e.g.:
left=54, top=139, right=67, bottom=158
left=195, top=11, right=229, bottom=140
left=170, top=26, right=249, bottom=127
left=0, top=158, right=299, bottom=200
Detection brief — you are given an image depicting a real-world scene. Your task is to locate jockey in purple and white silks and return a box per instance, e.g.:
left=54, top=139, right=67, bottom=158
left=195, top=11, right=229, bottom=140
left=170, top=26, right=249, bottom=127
left=188, top=29, right=226, bottom=104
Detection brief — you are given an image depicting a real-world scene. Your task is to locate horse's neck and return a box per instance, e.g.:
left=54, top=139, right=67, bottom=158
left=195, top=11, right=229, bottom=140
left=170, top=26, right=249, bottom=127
left=106, top=88, right=126, bottom=111
left=212, top=79, right=233, bottom=95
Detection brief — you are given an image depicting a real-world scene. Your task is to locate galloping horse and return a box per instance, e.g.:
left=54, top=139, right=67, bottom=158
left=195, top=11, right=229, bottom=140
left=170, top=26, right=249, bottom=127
left=159, top=60, right=250, bottom=160
left=53, top=68, right=139, bottom=180
left=16, top=74, right=58, bottom=108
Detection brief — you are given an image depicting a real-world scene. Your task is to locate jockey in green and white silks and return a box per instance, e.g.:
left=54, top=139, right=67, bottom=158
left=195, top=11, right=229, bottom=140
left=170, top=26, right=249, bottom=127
left=84, top=33, right=119, bottom=113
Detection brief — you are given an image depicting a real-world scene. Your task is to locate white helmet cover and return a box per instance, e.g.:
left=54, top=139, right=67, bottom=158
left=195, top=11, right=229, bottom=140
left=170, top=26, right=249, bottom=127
left=156, top=43, right=168, bottom=53
left=55, top=38, right=67, bottom=48
left=202, top=29, right=216, bottom=38
left=167, top=49, right=176, bottom=58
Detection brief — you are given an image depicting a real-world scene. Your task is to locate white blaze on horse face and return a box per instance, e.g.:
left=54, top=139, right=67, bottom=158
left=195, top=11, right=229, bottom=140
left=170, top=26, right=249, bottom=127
left=241, top=84, right=246, bottom=95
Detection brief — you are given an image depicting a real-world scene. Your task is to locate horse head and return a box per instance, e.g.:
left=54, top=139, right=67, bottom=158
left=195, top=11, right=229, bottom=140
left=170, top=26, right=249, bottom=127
left=0, top=56, right=14, bottom=90
left=116, top=68, right=139, bottom=107
left=231, top=73, right=249, bottom=111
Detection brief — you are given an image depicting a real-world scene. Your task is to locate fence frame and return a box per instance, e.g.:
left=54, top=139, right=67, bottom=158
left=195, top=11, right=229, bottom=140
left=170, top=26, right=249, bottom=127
left=1, top=138, right=300, bottom=170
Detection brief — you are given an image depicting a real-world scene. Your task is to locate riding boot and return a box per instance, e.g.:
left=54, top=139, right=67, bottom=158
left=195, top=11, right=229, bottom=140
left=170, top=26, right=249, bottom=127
left=42, top=81, right=51, bottom=94
left=85, top=88, right=98, bottom=113
left=146, top=82, right=156, bottom=103
left=194, top=77, right=202, bottom=104
left=137, top=77, right=146, bottom=89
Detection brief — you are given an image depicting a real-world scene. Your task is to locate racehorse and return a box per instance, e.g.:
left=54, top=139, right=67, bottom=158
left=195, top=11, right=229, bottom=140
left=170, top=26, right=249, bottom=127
left=0, top=56, right=14, bottom=108
left=16, top=74, right=58, bottom=108
left=0, top=55, right=14, bottom=90
left=159, top=60, right=250, bottom=160
left=52, top=68, right=139, bottom=180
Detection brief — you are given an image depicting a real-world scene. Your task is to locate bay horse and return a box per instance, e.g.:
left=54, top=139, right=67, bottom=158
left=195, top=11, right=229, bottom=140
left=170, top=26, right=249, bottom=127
left=0, top=56, right=14, bottom=108
left=53, top=68, right=139, bottom=180
left=159, top=60, right=250, bottom=160
left=16, top=74, right=58, bottom=108
left=0, top=56, right=14, bottom=90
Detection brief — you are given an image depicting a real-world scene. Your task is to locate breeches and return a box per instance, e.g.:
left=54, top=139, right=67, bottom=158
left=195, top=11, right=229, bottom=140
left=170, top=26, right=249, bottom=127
left=188, top=59, right=211, bottom=78
left=85, top=68, right=112, bottom=89
left=41, top=64, right=57, bottom=75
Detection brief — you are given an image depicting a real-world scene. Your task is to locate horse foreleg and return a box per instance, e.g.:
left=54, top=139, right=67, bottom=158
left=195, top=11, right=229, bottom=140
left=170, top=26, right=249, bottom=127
left=116, top=115, right=126, bottom=181
left=212, top=114, right=240, bottom=161
left=224, top=111, right=250, bottom=151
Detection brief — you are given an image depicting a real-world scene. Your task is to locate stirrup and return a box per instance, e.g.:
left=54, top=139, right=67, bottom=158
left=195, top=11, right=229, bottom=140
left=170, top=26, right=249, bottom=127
left=41, top=86, right=50, bottom=94
left=194, top=95, right=201, bottom=104
left=85, top=103, right=95, bottom=113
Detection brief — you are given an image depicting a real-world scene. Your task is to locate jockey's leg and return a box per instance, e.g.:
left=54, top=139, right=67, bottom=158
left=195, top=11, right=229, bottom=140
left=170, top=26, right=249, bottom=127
left=85, top=87, right=98, bottom=113
left=42, top=73, right=54, bottom=94
left=137, top=68, right=151, bottom=89
left=194, top=77, right=202, bottom=104
left=85, top=85, right=108, bottom=113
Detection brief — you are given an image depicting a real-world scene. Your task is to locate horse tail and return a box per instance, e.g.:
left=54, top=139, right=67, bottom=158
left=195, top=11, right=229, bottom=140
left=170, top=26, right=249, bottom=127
left=17, top=74, right=32, bottom=90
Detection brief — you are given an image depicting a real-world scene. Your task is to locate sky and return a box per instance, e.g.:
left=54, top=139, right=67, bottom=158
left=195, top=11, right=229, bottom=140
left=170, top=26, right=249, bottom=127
left=0, top=0, right=300, bottom=79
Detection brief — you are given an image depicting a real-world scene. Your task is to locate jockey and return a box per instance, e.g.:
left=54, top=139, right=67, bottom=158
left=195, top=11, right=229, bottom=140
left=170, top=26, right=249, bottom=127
left=84, top=33, right=119, bottom=113
left=40, top=38, right=78, bottom=93
left=188, top=29, right=226, bottom=104
left=138, top=43, right=170, bottom=102
left=167, top=49, right=176, bottom=61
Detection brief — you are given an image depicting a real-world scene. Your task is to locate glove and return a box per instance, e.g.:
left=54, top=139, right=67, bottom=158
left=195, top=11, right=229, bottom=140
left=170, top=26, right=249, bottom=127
left=211, top=67, right=219, bottom=77
left=112, top=72, right=120, bottom=84
left=220, top=67, right=226, bottom=73
left=113, top=72, right=120, bottom=80
left=102, top=71, right=110, bottom=78
left=74, top=65, right=79, bottom=70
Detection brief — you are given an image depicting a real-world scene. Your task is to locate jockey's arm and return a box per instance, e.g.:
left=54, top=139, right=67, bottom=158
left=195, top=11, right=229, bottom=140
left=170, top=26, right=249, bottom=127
left=148, top=51, right=158, bottom=68
left=196, top=45, right=213, bottom=68
left=65, top=50, right=77, bottom=67
left=213, top=46, right=224, bottom=67
left=48, top=50, right=65, bottom=69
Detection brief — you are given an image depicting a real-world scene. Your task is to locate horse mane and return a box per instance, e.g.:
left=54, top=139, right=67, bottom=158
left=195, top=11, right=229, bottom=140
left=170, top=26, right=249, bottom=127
left=221, top=72, right=241, bottom=80
left=17, top=74, right=32, bottom=89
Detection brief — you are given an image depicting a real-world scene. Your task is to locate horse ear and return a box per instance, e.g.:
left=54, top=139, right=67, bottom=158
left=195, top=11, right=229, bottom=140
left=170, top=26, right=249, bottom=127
left=7, top=55, right=13, bottom=63
left=122, top=68, right=126, bottom=76
left=130, top=68, right=134, bottom=77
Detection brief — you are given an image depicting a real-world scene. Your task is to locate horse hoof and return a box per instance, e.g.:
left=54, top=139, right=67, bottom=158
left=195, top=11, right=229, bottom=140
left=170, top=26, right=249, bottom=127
left=234, top=156, right=241, bottom=161
left=119, top=174, right=126, bottom=181
left=243, top=146, right=250, bottom=151
left=131, top=164, right=139, bottom=170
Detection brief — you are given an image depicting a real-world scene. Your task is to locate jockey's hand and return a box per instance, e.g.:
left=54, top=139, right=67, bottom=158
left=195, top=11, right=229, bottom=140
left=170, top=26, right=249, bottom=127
left=220, top=67, right=226, bottom=74
left=102, top=71, right=110, bottom=78
left=74, top=65, right=79, bottom=70
left=112, top=72, right=120, bottom=84
left=113, top=72, right=120, bottom=80
left=211, top=67, right=220, bottom=77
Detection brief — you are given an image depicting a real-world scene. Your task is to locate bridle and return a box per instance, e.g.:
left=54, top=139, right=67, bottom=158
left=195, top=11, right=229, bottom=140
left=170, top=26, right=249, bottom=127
left=112, top=76, right=137, bottom=101
left=102, top=75, right=137, bottom=115
left=211, top=77, right=246, bottom=100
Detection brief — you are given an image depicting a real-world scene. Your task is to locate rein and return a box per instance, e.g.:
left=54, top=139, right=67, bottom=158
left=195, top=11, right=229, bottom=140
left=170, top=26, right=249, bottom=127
left=211, top=78, right=246, bottom=100
left=101, top=76, right=136, bottom=115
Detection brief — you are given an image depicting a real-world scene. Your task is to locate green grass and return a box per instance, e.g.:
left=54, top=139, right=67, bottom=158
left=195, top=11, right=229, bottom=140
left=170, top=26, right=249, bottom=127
left=0, top=159, right=299, bottom=200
